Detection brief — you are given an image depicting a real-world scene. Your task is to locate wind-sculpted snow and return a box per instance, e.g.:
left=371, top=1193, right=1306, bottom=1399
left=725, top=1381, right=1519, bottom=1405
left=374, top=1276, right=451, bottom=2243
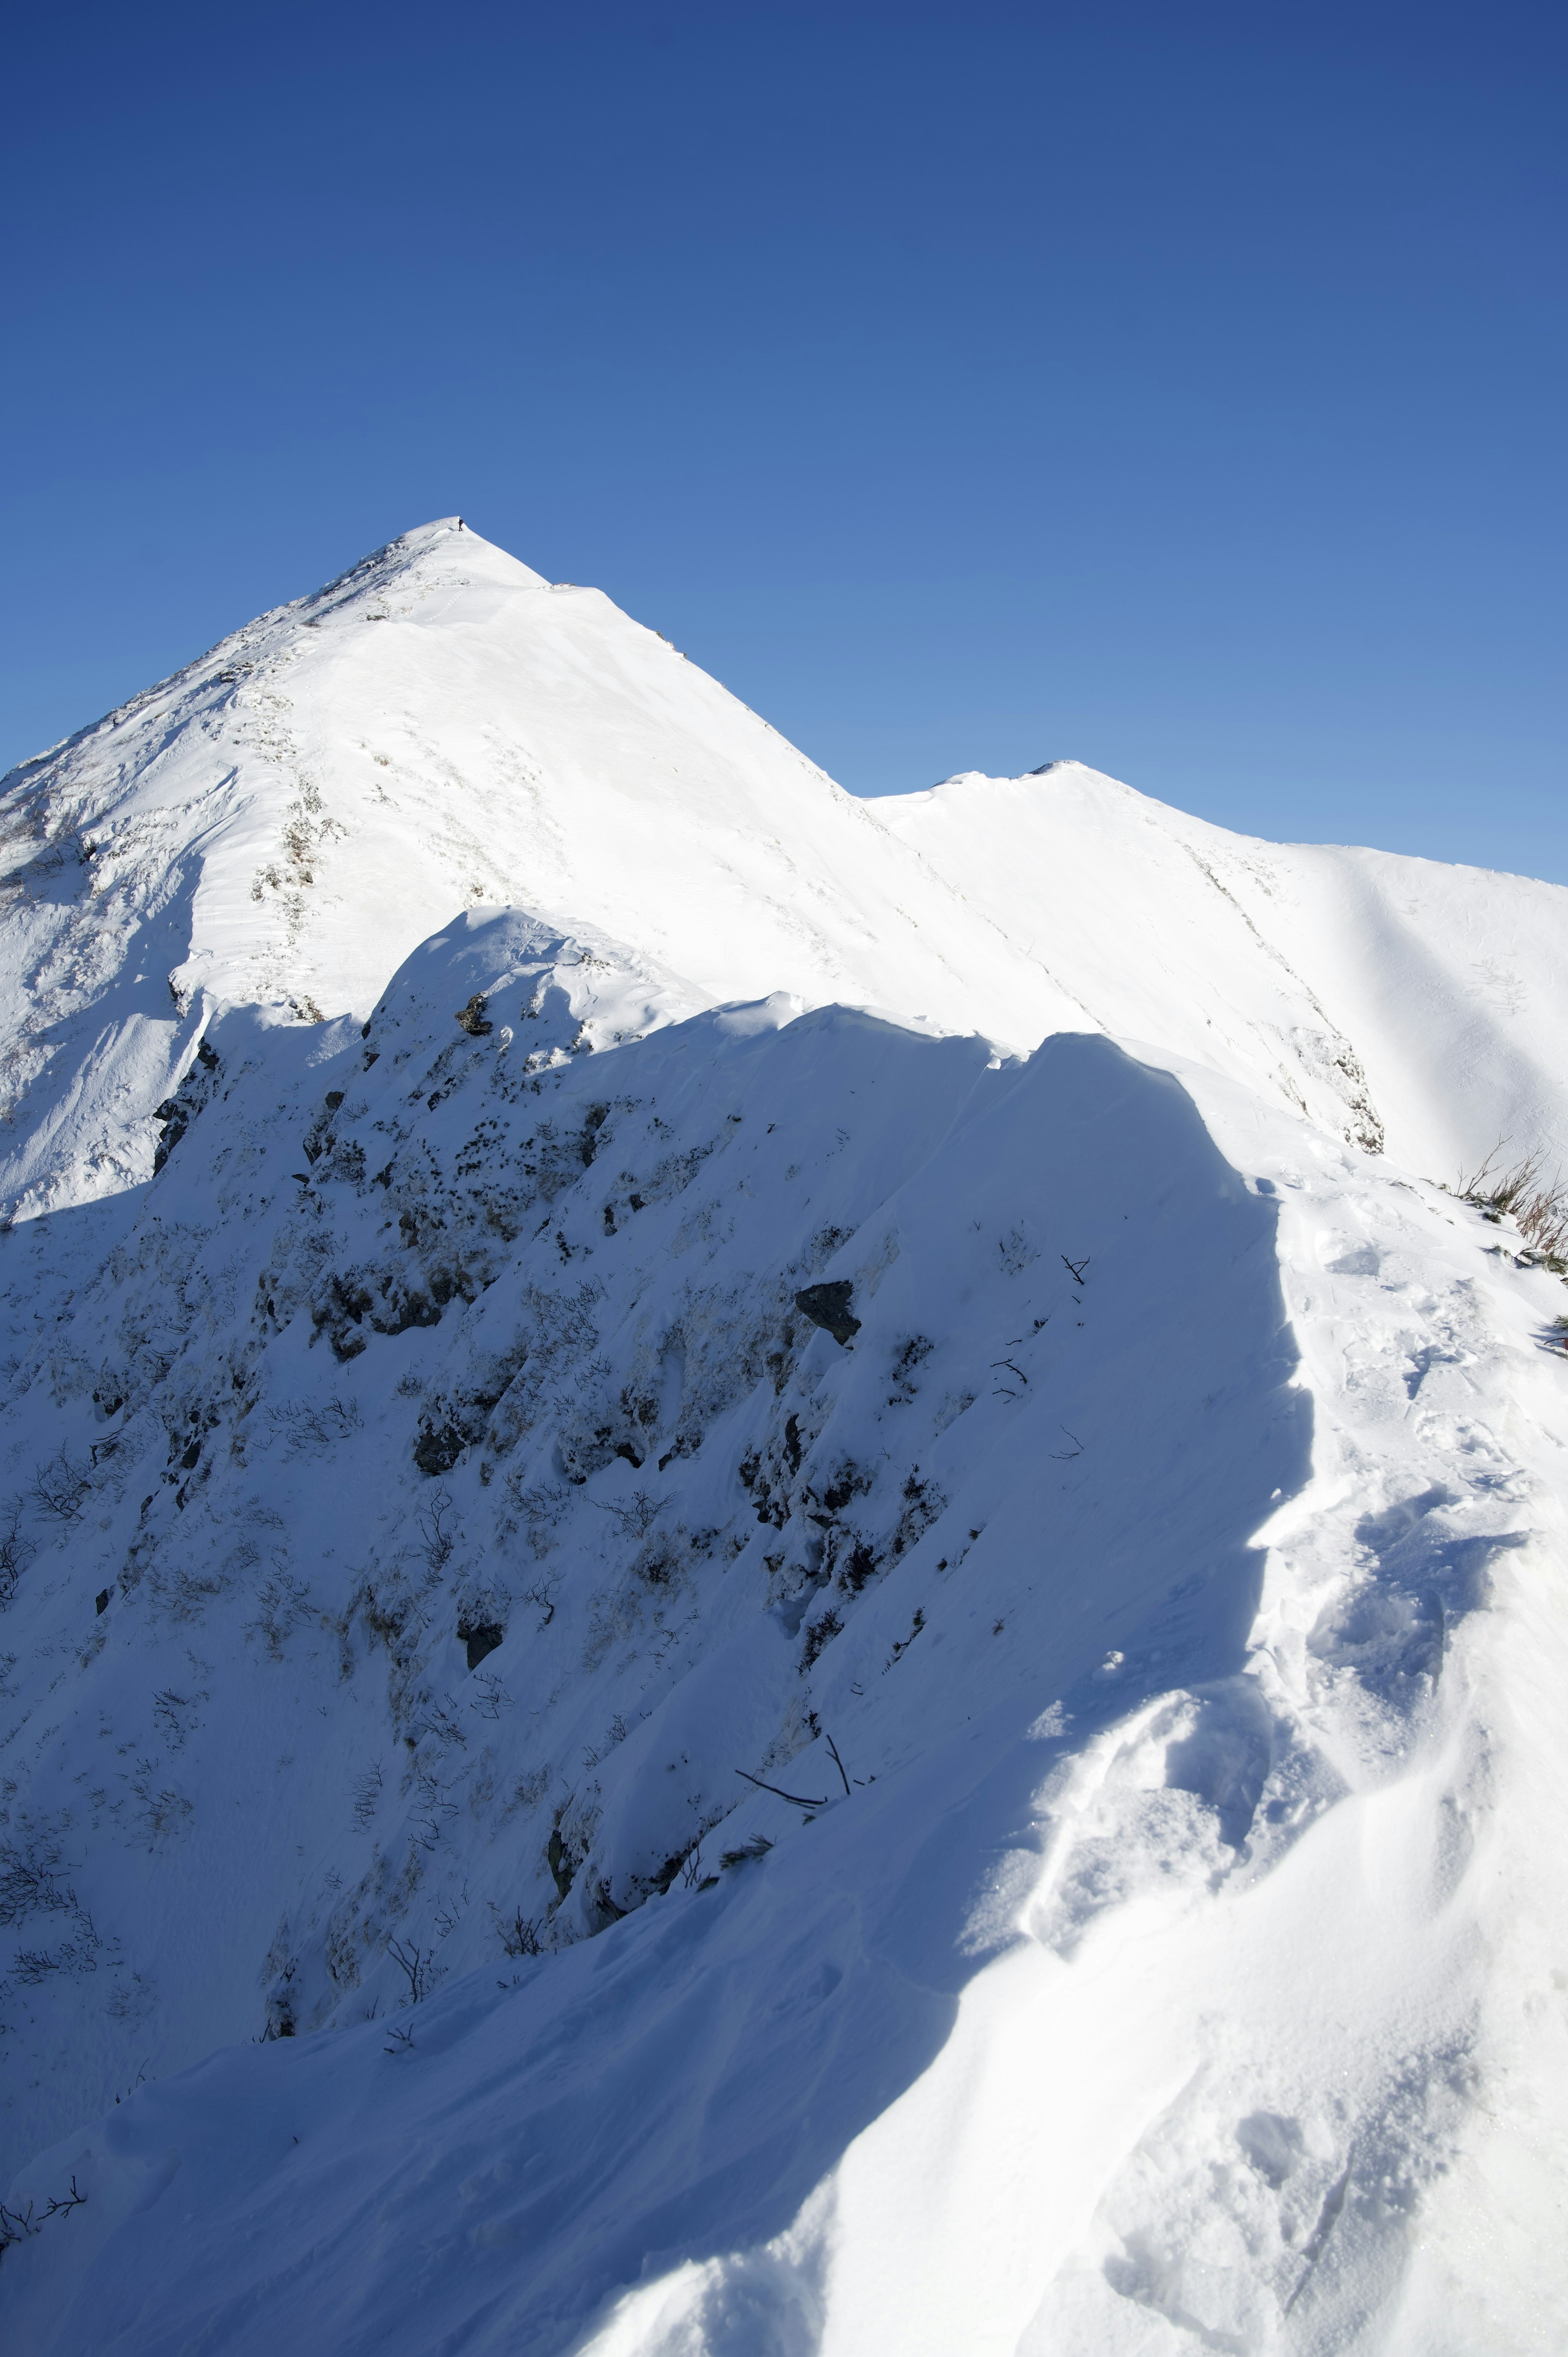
left=1, top=527, right=1567, bottom=2350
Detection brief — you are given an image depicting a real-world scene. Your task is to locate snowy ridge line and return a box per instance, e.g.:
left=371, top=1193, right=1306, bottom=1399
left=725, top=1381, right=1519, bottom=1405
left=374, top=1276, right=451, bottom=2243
left=5, top=517, right=1568, bottom=1240
left=0, top=521, right=463, bottom=793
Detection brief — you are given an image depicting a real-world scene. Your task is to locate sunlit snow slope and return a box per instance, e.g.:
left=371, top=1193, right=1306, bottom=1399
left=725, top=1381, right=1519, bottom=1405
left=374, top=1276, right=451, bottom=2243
left=4, top=518, right=1566, bottom=1226
left=878, top=764, right=1568, bottom=1193
left=1, top=526, right=1566, bottom=2356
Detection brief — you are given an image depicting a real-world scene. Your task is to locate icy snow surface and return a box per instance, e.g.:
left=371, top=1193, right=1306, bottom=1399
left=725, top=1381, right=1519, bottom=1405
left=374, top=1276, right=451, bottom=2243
left=1, top=522, right=1566, bottom=2353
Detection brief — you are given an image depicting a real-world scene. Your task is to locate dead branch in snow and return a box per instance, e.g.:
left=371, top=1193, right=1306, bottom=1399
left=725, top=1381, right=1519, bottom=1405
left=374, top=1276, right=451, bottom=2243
left=735, top=1768, right=828, bottom=1809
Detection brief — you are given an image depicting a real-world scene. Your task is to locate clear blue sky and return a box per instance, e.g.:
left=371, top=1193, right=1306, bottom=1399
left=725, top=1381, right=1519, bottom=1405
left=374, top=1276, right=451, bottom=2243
left=5, top=1, right=1564, bottom=879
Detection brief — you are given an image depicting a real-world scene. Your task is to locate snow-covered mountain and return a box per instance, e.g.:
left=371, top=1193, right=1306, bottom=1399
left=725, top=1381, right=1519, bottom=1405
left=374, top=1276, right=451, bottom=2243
left=6, top=518, right=1565, bottom=1227
left=1, top=525, right=1566, bottom=2354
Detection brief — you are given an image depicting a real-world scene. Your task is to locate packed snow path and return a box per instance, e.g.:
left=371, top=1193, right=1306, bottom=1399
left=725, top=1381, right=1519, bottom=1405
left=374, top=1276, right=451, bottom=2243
left=0, top=531, right=1565, bottom=2352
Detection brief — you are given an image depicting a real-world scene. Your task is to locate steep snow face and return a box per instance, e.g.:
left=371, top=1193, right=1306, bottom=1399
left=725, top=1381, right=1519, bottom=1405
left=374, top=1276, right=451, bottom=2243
left=0, top=916, right=1565, bottom=2353
left=5, top=519, right=1566, bottom=1231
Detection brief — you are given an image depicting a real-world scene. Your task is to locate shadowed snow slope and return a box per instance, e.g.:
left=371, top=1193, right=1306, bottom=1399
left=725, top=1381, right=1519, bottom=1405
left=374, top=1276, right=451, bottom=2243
left=0, top=530, right=1566, bottom=2355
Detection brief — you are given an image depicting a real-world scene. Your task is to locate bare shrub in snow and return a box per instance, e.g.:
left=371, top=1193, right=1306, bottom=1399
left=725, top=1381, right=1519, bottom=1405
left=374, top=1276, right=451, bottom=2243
left=246, top=1572, right=313, bottom=1659
left=520, top=1579, right=557, bottom=1628
left=470, top=1672, right=512, bottom=1720
left=581, top=1713, right=631, bottom=1769
left=1458, top=1146, right=1568, bottom=1265
left=151, top=1687, right=208, bottom=1750
left=998, top=1226, right=1039, bottom=1276
left=489, top=1903, right=544, bottom=1957
left=410, top=1771, right=459, bottom=1850
left=632, top=1531, right=682, bottom=1588
left=352, top=1565, right=425, bottom=1660
left=0, top=1816, right=105, bottom=1984
left=351, top=1762, right=383, bottom=1830
left=0, top=1825, right=76, bottom=1928
left=501, top=1766, right=552, bottom=1821
left=146, top=1556, right=231, bottom=1625
left=432, top=1889, right=468, bottom=1940
left=595, top=1487, right=666, bottom=1542
left=887, top=1334, right=934, bottom=1402
left=127, top=1767, right=194, bottom=1849
left=262, top=1963, right=298, bottom=2040
left=418, top=1697, right=468, bottom=1751
left=502, top=1476, right=570, bottom=1557
left=416, top=1486, right=458, bottom=1578
left=385, top=1935, right=443, bottom=2006
left=104, top=1973, right=156, bottom=2026
left=719, top=1835, right=773, bottom=1871
left=31, top=1447, right=90, bottom=1525
left=325, top=1916, right=362, bottom=1990
left=800, top=1608, right=843, bottom=1672
left=0, top=2175, right=87, bottom=2263
left=836, top=1537, right=880, bottom=1595
left=0, top=1503, right=33, bottom=1608
left=891, top=1468, right=947, bottom=1558
left=12, top=1915, right=103, bottom=1983
left=884, top=1606, right=927, bottom=1669
left=273, top=1396, right=362, bottom=1456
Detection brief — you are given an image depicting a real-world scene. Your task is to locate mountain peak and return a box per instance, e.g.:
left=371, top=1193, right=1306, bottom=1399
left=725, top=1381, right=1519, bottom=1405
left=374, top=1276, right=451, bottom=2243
left=3, top=526, right=1566, bottom=1229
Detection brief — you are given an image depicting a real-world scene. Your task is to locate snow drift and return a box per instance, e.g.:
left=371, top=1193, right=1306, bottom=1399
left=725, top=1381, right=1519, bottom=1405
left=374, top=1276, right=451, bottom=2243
left=1, top=526, right=1566, bottom=2354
